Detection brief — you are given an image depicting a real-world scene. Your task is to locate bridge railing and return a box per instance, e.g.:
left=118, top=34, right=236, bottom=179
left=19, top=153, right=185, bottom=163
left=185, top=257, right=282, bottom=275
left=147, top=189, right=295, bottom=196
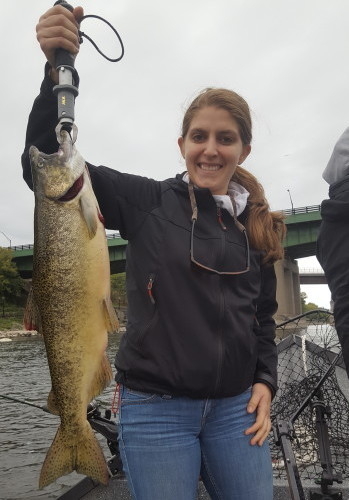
left=10, top=244, right=34, bottom=251
left=282, top=204, right=321, bottom=216
left=5, top=232, right=122, bottom=251
left=106, top=232, right=121, bottom=239
left=6, top=205, right=322, bottom=251
left=298, top=267, right=324, bottom=274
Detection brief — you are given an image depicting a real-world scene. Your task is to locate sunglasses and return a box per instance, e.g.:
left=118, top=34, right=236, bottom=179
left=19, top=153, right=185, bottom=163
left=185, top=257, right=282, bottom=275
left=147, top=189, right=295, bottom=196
left=188, top=181, right=250, bottom=275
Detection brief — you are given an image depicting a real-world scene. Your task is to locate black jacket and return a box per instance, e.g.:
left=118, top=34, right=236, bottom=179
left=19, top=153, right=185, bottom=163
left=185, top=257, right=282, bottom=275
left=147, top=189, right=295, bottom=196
left=317, top=175, right=349, bottom=377
left=21, top=67, right=278, bottom=398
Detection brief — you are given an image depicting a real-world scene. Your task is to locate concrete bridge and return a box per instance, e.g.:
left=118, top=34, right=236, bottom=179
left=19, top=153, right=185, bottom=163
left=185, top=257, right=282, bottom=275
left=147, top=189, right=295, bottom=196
left=299, top=268, right=326, bottom=285
left=274, top=204, right=323, bottom=320
left=10, top=233, right=128, bottom=279
left=8, top=204, right=324, bottom=320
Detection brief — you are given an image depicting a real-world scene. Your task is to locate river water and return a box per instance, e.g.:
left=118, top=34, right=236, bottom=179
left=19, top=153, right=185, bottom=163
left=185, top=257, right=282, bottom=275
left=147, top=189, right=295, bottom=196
left=0, top=322, right=344, bottom=499
left=0, top=334, right=120, bottom=500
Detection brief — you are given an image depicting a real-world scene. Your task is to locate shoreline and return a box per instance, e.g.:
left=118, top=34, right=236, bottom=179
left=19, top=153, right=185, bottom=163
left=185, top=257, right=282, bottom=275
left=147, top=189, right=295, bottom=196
left=0, top=329, right=40, bottom=340
left=0, top=326, right=126, bottom=341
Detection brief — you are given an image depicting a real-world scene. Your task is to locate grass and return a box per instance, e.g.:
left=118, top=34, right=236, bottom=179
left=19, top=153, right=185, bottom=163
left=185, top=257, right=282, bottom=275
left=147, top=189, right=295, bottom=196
left=0, top=304, right=25, bottom=330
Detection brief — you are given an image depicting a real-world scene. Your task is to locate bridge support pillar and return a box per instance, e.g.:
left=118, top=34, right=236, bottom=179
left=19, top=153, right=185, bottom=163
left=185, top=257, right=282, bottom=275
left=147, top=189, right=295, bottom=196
left=274, top=258, right=301, bottom=322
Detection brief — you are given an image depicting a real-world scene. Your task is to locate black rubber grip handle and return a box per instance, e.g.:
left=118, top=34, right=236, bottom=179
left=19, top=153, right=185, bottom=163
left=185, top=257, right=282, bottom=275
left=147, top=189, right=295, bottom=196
left=54, top=0, right=76, bottom=71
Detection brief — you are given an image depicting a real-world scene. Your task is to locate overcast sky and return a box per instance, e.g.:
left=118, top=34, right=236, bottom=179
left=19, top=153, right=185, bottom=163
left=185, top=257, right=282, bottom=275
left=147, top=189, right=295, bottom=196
left=2, top=0, right=348, bottom=307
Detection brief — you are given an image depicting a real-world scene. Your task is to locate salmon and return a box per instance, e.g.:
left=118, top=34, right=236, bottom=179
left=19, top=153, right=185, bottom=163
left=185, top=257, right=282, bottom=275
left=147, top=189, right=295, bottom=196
left=25, top=130, right=119, bottom=488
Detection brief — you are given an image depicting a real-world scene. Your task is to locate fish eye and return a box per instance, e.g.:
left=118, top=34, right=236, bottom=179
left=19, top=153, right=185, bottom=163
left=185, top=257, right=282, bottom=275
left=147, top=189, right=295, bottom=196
left=37, top=158, right=45, bottom=168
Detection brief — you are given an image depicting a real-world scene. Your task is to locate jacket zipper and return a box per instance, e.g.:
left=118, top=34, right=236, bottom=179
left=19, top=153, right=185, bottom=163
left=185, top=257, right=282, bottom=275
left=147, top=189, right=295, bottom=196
left=213, top=279, right=225, bottom=395
left=213, top=204, right=226, bottom=395
left=217, top=206, right=227, bottom=231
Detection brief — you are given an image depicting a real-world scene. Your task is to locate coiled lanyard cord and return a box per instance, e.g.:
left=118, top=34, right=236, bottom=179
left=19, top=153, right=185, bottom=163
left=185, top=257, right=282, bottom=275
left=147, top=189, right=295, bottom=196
left=79, top=14, right=125, bottom=63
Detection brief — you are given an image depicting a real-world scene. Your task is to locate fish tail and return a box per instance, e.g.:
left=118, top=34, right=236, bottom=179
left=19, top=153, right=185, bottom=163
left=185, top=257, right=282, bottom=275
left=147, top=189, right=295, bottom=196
left=39, top=422, right=109, bottom=489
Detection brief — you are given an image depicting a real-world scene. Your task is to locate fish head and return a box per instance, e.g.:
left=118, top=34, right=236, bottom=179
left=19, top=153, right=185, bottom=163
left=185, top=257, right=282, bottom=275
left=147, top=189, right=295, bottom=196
left=29, top=130, right=86, bottom=202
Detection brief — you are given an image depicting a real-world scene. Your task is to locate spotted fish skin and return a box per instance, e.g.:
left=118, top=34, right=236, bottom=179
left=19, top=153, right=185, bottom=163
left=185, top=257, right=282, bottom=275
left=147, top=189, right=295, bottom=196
left=26, top=131, right=119, bottom=489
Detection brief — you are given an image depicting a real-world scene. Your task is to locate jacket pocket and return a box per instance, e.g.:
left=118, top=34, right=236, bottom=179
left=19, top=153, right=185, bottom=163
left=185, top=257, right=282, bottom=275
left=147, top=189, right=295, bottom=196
left=131, top=273, right=158, bottom=347
left=147, top=273, right=156, bottom=304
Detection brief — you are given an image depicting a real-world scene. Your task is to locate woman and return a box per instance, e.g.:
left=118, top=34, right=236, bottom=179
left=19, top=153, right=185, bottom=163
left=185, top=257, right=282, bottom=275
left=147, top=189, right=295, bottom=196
left=22, top=5, right=285, bottom=499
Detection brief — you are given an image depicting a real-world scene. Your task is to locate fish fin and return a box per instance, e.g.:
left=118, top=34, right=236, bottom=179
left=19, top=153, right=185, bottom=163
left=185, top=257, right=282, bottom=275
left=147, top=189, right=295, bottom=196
left=23, top=287, right=40, bottom=331
left=103, top=298, right=119, bottom=333
left=80, top=192, right=98, bottom=239
left=39, top=421, right=109, bottom=489
left=47, top=389, right=60, bottom=415
left=88, top=354, right=113, bottom=402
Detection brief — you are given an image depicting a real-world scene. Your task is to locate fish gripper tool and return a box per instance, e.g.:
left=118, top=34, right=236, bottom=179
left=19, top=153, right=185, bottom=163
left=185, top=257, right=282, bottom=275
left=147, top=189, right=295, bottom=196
left=52, top=0, right=79, bottom=140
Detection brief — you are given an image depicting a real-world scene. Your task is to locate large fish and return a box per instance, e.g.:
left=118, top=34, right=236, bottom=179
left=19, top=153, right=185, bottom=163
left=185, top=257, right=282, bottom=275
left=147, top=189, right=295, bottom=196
left=25, top=130, right=119, bottom=489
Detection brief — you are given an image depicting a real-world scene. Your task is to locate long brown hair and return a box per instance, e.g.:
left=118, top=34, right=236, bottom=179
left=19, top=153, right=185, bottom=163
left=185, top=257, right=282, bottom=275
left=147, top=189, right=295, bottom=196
left=181, top=88, right=286, bottom=264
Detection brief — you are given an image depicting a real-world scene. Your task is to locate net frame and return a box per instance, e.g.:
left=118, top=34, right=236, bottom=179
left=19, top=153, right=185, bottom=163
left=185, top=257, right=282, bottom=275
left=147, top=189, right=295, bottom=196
left=271, top=309, right=349, bottom=483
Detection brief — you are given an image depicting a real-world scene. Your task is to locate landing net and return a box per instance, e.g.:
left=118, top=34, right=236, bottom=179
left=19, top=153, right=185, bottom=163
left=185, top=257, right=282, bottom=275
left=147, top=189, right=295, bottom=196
left=270, top=309, right=349, bottom=481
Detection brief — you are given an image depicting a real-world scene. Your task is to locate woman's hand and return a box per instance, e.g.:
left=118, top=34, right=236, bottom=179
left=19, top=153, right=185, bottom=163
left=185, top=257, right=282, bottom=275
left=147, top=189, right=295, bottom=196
left=36, top=4, right=84, bottom=82
left=244, top=383, right=272, bottom=446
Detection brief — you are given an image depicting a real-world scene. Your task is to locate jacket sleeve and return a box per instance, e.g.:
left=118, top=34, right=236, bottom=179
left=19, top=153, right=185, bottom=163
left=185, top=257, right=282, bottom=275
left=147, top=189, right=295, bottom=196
left=317, top=176, right=349, bottom=378
left=318, top=125, right=349, bottom=377
left=21, top=63, right=63, bottom=190
left=253, top=262, right=278, bottom=398
left=21, top=65, right=162, bottom=239
left=322, top=127, right=349, bottom=185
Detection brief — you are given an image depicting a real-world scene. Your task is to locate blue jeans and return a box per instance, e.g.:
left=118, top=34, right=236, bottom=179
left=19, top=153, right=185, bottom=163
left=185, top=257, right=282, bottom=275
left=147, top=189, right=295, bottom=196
left=118, top=385, right=273, bottom=500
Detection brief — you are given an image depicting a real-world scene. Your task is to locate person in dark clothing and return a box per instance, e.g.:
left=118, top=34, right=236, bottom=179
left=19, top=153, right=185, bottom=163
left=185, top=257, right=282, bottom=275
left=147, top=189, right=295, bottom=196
left=317, top=128, right=349, bottom=378
left=22, top=5, right=286, bottom=499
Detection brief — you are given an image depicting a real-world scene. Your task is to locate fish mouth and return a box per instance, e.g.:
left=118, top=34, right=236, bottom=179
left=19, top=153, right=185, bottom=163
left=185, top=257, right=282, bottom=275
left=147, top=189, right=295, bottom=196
left=58, top=173, right=84, bottom=201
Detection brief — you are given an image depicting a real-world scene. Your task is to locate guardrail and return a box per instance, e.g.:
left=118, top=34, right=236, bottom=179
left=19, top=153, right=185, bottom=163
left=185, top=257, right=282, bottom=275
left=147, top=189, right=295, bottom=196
left=6, top=231, right=122, bottom=251
left=10, top=244, right=34, bottom=251
left=4, top=205, right=323, bottom=250
left=281, top=205, right=321, bottom=216
left=106, top=232, right=121, bottom=239
left=298, top=268, right=324, bottom=274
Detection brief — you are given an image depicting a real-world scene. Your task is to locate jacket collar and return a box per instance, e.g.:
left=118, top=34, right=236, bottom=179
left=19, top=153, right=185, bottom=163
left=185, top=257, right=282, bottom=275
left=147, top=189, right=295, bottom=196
left=180, top=172, right=249, bottom=217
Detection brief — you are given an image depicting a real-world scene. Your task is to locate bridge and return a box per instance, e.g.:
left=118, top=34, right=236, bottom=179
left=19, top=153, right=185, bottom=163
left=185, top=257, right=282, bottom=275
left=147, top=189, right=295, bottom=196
left=299, top=268, right=326, bottom=285
left=7, top=205, right=325, bottom=320
left=282, top=205, right=322, bottom=259
left=9, top=233, right=128, bottom=279
left=9, top=204, right=323, bottom=278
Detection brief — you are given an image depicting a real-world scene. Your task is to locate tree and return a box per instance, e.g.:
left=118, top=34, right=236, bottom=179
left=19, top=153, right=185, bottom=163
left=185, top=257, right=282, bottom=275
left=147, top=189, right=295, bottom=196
left=301, top=291, right=320, bottom=313
left=0, top=248, right=22, bottom=298
left=110, top=272, right=127, bottom=308
left=0, top=248, right=23, bottom=315
left=303, top=301, right=319, bottom=313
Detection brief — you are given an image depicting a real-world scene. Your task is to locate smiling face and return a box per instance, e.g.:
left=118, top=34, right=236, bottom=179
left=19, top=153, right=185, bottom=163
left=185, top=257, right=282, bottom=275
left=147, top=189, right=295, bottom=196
left=178, top=106, right=251, bottom=195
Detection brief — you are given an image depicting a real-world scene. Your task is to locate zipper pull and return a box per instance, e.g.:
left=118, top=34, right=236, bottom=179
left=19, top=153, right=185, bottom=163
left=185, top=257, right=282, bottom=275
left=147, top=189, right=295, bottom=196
left=217, top=206, right=227, bottom=231
left=147, top=274, right=156, bottom=304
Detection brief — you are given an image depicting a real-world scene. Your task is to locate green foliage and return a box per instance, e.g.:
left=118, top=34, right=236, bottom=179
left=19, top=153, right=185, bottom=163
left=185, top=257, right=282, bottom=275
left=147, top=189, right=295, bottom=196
left=301, top=291, right=319, bottom=313
left=303, top=301, right=319, bottom=312
left=0, top=248, right=23, bottom=303
left=110, top=272, right=127, bottom=307
left=0, top=303, right=23, bottom=329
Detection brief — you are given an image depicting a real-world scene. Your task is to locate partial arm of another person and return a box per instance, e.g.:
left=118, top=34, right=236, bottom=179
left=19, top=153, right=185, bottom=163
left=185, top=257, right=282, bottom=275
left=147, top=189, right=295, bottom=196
left=317, top=126, right=349, bottom=378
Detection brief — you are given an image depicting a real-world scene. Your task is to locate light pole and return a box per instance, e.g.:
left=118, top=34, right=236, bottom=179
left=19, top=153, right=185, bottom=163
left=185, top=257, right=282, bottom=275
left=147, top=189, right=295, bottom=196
left=0, top=231, right=11, bottom=248
left=287, top=189, right=294, bottom=213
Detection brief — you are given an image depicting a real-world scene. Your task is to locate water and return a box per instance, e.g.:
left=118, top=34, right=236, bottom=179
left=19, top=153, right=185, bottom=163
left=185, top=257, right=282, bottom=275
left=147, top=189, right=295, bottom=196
left=0, top=334, right=120, bottom=500
left=0, top=323, right=342, bottom=500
